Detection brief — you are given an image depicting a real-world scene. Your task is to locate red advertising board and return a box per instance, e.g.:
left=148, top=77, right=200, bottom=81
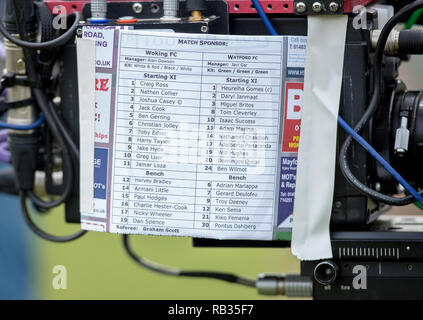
left=282, top=82, right=303, bottom=153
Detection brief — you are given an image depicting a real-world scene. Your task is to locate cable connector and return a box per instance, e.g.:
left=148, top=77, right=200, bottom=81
left=371, top=29, right=423, bottom=56
left=256, top=274, right=312, bottom=297
left=394, top=117, right=410, bottom=156
left=371, top=29, right=400, bottom=55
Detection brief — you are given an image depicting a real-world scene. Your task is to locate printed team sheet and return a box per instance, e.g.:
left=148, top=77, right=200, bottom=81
left=79, top=29, right=306, bottom=240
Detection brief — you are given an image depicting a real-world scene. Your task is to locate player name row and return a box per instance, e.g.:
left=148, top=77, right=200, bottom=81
left=116, top=109, right=277, bottom=120
left=115, top=144, right=276, bottom=155
left=115, top=120, right=279, bottom=132
left=133, top=157, right=273, bottom=169
left=111, top=213, right=274, bottom=225
left=115, top=152, right=274, bottom=163
left=113, top=194, right=273, bottom=207
left=114, top=131, right=276, bottom=142
left=112, top=201, right=273, bottom=215
left=113, top=183, right=274, bottom=199
left=117, top=101, right=278, bottom=112
left=115, top=157, right=275, bottom=167
left=113, top=176, right=273, bottom=190
left=118, top=79, right=280, bottom=92
left=117, top=92, right=280, bottom=104
left=113, top=191, right=274, bottom=212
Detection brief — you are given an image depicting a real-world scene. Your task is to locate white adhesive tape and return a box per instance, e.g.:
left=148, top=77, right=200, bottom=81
left=77, top=38, right=96, bottom=215
left=291, top=15, right=348, bottom=260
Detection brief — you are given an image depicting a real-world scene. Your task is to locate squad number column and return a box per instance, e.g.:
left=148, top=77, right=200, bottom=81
left=112, top=41, right=204, bottom=234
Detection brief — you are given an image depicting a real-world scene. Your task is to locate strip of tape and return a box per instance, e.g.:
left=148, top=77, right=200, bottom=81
left=77, top=38, right=96, bottom=215
left=291, top=15, right=348, bottom=260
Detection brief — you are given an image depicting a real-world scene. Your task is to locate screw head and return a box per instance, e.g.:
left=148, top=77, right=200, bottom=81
left=329, top=2, right=339, bottom=12
left=132, top=2, right=143, bottom=14
left=312, top=2, right=323, bottom=13
left=296, top=2, right=307, bottom=13
left=201, top=25, right=208, bottom=33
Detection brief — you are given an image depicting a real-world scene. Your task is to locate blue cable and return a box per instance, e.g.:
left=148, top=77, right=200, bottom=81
left=338, top=117, right=423, bottom=205
left=88, top=18, right=110, bottom=24
left=251, top=0, right=278, bottom=35
left=0, top=115, right=45, bottom=130
left=252, top=0, right=423, bottom=206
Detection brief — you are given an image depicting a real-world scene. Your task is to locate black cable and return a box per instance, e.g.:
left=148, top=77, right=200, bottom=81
left=34, top=1, right=56, bottom=79
left=27, top=89, right=75, bottom=209
left=35, top=1, right=54, bottom=46
left=339, top=0, right=423, bottom=206
left=48, top=101, right=80, bottom=161
left=0, top=10, right=81, bottom=50
left=20, top=191, right=87, bottom=242
left=122, top=235, right=256, bottom=288
left=11, top=0, right=74, bottom=209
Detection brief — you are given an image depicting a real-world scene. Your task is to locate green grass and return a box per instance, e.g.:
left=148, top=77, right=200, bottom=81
left=31, top=207, right=300, bottom=299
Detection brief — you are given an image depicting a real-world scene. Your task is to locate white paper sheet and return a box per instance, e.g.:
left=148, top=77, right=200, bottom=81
left=291, top=15, right=348, bottom=260
left=78, top=30, right=306, bottom=239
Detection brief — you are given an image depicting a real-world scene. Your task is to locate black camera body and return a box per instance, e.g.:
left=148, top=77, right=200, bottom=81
left=54, top=1, right=423, bottom=299
left=3, top=0, right=423, bottom=300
